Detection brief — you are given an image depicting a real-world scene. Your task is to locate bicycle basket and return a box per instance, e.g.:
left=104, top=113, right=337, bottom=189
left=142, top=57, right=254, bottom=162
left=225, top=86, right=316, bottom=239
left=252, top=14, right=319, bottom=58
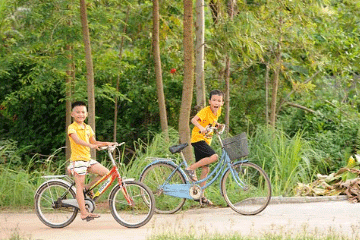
left=222, top=132, right=249, bottom=160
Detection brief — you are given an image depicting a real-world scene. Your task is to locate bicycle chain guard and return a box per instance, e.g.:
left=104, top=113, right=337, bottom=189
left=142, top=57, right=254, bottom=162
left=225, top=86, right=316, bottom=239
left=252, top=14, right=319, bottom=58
left=85, top=198, right=96, bottom=213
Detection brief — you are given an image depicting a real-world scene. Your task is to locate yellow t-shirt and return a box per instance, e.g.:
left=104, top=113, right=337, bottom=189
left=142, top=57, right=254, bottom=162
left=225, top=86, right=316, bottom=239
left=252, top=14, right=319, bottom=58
left=68, top=122, right=95, bottom=162
left=191, top=106, right=221, bottom=145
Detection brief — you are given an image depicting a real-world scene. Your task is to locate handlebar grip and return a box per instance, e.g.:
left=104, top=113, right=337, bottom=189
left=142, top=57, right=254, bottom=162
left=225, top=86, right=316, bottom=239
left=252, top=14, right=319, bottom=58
left=99, top=142, right=125, bottom=150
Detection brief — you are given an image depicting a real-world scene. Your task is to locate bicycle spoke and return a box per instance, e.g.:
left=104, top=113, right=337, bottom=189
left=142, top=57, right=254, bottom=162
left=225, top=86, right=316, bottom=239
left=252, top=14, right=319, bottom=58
left=139, top=163, right=186, bottom=214
left=221, top=162, right=271, bottom=215
left=109, top=181, right=154, bottom=228
left=35, top=181, right=78, bottom=228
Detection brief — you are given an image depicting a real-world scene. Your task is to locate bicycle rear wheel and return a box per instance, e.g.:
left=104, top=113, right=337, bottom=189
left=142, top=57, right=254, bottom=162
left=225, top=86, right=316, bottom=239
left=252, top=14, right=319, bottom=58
left=139, top=162, right=187, bottom=214
left=109, top=180, right=155, bottom=228
left=221, top=162, right=271, bottom=215
left=34, top=180, right=78, bottom=228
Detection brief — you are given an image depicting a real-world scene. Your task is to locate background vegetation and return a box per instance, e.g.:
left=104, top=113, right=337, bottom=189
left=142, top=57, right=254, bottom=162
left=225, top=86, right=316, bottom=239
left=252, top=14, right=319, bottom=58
left=1, top=0, right=360, bottom=208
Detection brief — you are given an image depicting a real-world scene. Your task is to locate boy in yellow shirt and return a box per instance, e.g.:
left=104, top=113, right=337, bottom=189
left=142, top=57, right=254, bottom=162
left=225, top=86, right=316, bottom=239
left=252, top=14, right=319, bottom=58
left=185, top=90, right=224, bottom=205
left=67, top=101, right=115, bottom=221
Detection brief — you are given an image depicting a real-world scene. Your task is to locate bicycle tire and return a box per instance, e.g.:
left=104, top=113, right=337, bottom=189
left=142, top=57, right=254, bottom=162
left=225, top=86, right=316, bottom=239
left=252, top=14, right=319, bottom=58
left=139, top=162, right=187, bottom=214
left=109, top=180, right=155, bottom=228
left=34, top=180, right=78, bottom=228
left=221, top=162, right=271, bottom=215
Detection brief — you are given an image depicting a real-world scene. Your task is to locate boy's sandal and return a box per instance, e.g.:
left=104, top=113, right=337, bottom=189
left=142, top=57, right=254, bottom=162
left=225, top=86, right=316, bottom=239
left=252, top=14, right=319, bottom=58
left=199, top=197, right=213, bottom=206
left=184, top=169, right=197, bottom=182
left=81, top=213, right=100, bottom=221
left=81, top=215, right=95, bottom=222
left=89, top=213, right=100, bottom=218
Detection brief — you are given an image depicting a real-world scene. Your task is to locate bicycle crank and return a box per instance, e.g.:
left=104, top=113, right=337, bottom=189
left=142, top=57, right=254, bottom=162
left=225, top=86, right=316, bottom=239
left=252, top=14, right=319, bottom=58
left=189, top=185, right=202, bottom=200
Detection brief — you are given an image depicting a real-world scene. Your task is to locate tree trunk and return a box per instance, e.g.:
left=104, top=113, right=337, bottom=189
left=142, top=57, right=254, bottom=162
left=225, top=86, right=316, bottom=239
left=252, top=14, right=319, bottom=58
left=269, top=16, right=283, bottom=128
left=80, top=0, right=96, bottom=157
left=114, top=6, right=130, bottom=143
left=265, top=62, right=270, bottom=125
left=223, top=0, right=235, bottom=133
left=224, top=56, right=231, bottom=133
left=195, top=0, right=206, bottom=109
left=153, top=0, right=169, bottom=137
left=65, top=45, right=74, bottom=161
left=179, top=0, right=194, bottom=162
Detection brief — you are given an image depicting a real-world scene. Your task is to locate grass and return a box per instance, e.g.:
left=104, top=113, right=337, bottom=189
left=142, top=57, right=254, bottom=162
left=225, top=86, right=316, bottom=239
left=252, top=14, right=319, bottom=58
left=249, top=126, right=327, bottom=197
left=3, top=225, right=358, bottom=240
left=149, top=232, right=357, bottom=240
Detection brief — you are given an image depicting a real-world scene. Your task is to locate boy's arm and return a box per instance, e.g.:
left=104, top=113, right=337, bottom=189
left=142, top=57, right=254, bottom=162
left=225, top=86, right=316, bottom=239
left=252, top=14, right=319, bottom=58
left=89, top=136, right=116, bottom=147
left=69, top=133, right=99, bottom=150
left=191, top=115, right=207, bottom=134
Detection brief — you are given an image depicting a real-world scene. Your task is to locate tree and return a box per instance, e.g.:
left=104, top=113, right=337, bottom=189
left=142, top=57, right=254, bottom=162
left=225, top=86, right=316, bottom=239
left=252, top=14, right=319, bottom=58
left=65, top=43, right=75, bottom=160
left=114, top=6, right=130, bottom=144
left=224, top=0, right=236, bottom=133
left=195, top=0, right=206, bottom=109
left=179, top=0, right=194, bottom=161
left=79, top=0, right=96, bottom=157
left=153, top=0, right=169, bottom=136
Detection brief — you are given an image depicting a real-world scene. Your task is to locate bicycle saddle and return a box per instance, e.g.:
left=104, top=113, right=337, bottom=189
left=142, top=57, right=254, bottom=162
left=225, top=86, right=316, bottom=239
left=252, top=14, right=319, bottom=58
left=169, top=143, right=188, bottom=154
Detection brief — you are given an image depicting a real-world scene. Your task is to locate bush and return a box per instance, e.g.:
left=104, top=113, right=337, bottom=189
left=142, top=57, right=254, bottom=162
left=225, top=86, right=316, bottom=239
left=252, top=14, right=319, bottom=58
left=280, top=102, right=360, bottom=172
left=249, top=126, right=326, bottom=196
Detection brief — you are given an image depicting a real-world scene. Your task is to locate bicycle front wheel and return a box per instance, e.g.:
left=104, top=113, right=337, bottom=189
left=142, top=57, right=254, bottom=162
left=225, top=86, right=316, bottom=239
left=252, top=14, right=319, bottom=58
left=221, top=162, right=271, bottom=215
left=139, top=162, right=187, bottom=214
left=109, top=180, right=155, bottom=228
left=34, top=180, right=78, bottom=228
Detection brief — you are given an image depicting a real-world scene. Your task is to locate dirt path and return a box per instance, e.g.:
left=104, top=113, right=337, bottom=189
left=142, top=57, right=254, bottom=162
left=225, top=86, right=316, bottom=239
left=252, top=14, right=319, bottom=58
left=1, top=201, right=360, bottom=239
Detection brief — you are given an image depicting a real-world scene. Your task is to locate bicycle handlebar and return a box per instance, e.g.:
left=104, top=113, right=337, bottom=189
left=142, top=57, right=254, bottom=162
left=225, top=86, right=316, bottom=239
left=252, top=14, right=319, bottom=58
left=99, top=142, right=125, bottom=152
left=198, top=124, right=225, bottom=135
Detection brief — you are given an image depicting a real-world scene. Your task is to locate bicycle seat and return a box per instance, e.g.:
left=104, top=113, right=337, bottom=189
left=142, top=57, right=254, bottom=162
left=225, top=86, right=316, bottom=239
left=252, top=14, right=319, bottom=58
left=169, top=143, right=188, bottom=154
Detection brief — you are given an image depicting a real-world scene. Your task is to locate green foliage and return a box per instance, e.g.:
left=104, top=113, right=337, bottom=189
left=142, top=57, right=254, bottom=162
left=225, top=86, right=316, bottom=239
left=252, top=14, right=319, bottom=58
left=250, top=126, right=326, bottom=196
left=280, top=99, right=360, bottom=172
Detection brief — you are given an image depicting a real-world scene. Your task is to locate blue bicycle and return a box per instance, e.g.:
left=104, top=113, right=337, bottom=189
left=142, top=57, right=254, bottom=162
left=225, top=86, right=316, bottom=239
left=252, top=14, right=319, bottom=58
left=139, top=126, right=271, bottom=215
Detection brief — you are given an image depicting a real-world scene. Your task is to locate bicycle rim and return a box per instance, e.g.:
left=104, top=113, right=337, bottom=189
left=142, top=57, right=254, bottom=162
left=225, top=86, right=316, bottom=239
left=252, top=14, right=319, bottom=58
left=221, top=162, right=271, bottom=215
left=140, top=163, right=186, bottom=214
left=109, top=181, right=155, bottom=228
left=34, top=181, right=78, bottom=228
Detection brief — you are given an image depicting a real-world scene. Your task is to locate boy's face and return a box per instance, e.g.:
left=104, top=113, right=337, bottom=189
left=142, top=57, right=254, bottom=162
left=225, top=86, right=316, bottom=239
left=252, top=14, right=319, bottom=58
left=71, top=105, right=88, bottom=124
left=209, top=94, right=224, bottom=113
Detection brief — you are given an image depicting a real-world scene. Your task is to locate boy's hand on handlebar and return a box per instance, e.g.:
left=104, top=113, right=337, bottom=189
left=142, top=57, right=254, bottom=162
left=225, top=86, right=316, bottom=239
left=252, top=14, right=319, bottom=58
left=107, top=142, right=118, bottom=146
left=199, top=126, right=208, bottom=135
left=89, top=144, right=100, bottom=150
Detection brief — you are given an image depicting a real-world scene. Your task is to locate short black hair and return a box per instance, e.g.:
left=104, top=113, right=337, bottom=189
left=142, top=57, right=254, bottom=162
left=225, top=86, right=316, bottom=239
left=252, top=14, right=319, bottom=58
left=71, top=101, right=87, bottom=110
left=209, top=90, right=224, bottom=100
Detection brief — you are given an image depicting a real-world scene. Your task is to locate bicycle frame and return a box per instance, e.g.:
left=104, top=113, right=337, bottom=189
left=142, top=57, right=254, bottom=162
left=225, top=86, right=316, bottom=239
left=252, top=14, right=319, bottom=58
left=142, top=132, right=249, bottom=200
left=84, top=143, right=134, bottom=205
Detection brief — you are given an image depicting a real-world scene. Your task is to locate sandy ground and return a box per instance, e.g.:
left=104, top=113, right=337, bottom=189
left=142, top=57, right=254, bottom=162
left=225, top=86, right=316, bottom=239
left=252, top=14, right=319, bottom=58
left=1, top=201, right=360, bottom=240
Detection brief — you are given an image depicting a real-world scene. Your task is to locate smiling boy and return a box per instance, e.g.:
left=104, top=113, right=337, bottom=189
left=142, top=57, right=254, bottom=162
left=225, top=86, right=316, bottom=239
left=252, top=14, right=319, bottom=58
left=185, top=90, right=224, bottom=205
left=67, top=101, right=115, bottom=221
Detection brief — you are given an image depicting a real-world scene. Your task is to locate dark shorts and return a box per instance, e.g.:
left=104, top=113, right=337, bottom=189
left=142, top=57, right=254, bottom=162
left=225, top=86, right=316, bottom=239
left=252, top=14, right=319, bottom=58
left=192, top=141, right=216, bottom=162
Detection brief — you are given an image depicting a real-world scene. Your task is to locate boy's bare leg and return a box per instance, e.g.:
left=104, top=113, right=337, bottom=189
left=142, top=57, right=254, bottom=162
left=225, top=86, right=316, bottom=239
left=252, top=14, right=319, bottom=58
left=86, top=163, right=110, bottom=189
left=199, top=166, right=210, bottom=188
left=187, top=154, right=218, bottom=171
left=74, top=174, right=90, bottom=218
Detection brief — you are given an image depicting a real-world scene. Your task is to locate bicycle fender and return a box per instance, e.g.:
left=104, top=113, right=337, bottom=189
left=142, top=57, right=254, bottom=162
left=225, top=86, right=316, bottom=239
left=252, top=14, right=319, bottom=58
left=34, top=178, right=75, bottom=198
left=219, top=159, right=249, bottom=195
left=140, top=159, right=189, bottom=183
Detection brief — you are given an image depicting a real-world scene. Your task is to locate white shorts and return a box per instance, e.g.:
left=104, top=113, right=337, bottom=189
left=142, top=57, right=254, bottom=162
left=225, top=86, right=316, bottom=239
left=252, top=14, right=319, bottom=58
left=68, top=159, right=99, bottom=176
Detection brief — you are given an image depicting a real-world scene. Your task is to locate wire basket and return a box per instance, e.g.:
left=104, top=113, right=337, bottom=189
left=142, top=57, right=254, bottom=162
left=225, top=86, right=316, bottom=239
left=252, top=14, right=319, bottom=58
left=222, top=132, right=249, bottom=160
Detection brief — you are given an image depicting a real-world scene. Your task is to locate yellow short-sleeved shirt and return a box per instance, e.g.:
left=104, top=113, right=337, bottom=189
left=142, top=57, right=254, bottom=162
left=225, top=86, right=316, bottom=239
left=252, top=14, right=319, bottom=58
left=68, top=122, right=94, bottom=162
left=191, top=106, right=221, bottom=145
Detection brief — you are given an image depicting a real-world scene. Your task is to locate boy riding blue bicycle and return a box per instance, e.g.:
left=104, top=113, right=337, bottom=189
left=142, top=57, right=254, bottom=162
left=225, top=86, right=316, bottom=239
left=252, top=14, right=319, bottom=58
left=185, top=89, right=224, bottom=205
